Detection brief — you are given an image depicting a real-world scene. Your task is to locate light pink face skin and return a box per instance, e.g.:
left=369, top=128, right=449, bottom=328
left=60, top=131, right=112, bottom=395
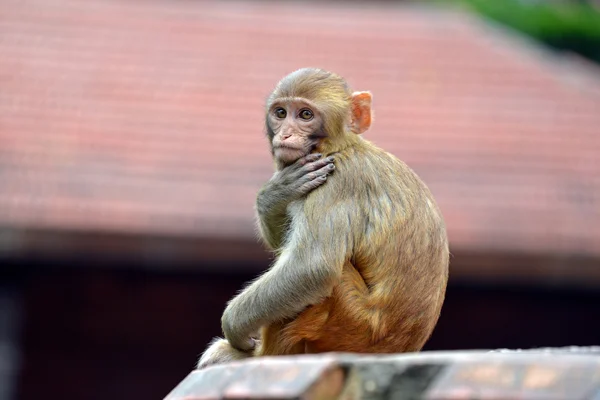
left=267, top=98, right=324, bottom=165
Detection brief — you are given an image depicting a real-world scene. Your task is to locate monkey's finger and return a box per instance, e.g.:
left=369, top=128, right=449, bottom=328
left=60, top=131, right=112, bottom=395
left=314, top=163, right=335, bottom=176
left=298, top=175, right=328, bottom=195
left=285, top=154, right=328, bottom=182
left=298, top=163, right=335, bottom=187
left=309, top=163, right=335, bottom=179
left=279, top=153, right=324, bottom=183
left=291, top=156, right=334, bottom=183
left=304, top=155, right=335, bottom=173
left=297, top=153, right=323, bottom=166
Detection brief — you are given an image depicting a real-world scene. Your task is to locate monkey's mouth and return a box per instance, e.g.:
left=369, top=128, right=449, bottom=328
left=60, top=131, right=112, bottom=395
left=274, top=144, right=303, bottom=151
left=274, top=146, right=307, bottom=163
left=274, top=146, right=307, bottom=158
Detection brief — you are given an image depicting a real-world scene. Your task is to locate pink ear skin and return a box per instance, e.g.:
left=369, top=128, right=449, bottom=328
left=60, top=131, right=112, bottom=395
left=350, top=91, right=373, bottom=135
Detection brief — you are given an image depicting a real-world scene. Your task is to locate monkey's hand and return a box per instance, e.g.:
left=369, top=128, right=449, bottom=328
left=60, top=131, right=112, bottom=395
left=221, top=302, right=260, bottom=352
left=256, top=153, right=335, bottom=249
left=258, top=153, right=335, bottom=209
left=197, top=337, right=255, bottom=369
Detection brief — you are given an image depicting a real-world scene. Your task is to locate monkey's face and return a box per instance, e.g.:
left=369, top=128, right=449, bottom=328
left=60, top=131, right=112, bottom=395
left=267, top=99, right=325, bottom=165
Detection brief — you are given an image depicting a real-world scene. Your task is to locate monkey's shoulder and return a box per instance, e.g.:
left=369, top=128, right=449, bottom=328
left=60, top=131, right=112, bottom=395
left=334, top=148, right=423, bottom=190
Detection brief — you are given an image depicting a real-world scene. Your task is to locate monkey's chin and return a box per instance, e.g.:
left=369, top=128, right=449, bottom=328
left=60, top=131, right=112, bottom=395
left=274, top=148, right=307, bottom=165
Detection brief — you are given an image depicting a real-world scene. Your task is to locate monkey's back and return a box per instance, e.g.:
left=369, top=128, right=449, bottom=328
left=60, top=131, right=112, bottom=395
left=301, top=139, right=449, bottom=353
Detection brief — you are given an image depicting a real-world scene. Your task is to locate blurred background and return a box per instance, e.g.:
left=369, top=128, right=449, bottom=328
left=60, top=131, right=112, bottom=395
left=1, top=0, right=599, bottom=399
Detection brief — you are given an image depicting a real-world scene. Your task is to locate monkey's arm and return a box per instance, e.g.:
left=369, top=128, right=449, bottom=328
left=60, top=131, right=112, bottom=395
left=223, top=199, right=351, bottom=351
left=255, top=188, right=288, bottom=250
left=256, top=154, right=335, bottom=250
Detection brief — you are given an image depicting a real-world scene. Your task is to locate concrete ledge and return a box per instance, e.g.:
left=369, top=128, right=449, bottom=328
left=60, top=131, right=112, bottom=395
left=164, top=347, right=600, bottom=399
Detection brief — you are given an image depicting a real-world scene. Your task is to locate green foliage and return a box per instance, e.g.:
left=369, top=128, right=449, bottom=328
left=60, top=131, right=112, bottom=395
left=439, top=0, right=600, bottom=63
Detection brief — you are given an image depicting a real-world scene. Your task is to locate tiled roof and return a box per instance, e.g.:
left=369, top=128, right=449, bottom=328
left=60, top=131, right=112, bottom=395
left=1, top=0, right=599, bottom=256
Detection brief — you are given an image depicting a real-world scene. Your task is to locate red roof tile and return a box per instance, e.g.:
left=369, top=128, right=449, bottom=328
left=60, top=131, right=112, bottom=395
left=1, top=0, right=599, bottom=256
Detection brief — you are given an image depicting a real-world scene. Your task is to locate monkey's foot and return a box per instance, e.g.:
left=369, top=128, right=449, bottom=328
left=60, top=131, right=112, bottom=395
left=196, top=337, right=255, bottom=369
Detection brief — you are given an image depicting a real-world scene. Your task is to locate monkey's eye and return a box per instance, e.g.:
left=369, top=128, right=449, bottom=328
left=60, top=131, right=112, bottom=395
left=274, top=108, right=287, bottom=119
left=299, top=109, right=314, bottom=120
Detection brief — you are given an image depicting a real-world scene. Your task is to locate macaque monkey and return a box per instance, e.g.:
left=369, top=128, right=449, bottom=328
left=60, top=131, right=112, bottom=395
left=197, top=68, right=449, bottom=368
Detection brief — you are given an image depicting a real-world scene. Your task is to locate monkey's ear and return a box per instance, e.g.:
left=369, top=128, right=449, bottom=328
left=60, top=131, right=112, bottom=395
left=350, top=91, right=373, bottom=135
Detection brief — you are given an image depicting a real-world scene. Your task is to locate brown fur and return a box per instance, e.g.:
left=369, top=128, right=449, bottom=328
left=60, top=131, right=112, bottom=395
left=197, top=68, right=449, bottom=369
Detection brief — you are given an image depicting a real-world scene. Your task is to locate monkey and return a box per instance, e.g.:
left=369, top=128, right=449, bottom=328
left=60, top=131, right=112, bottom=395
left=197, top=67, right=449, bottom=369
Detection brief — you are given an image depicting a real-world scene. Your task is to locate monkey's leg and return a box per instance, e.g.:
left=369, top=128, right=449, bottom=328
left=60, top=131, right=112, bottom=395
left=196, top=337, right=253, bottom=369
left=255, top=321, right=306, bottom=357
left=304, top=261, right=431, bottom=354
left=197, top=322, right=305, bottom=369
left=283, top=261, right=385, bottom=354
left=252, top=261, right=388, bottom=357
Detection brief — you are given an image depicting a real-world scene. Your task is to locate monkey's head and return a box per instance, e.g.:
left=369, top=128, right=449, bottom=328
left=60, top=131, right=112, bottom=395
left=265, top=68, right=372, bottom=167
